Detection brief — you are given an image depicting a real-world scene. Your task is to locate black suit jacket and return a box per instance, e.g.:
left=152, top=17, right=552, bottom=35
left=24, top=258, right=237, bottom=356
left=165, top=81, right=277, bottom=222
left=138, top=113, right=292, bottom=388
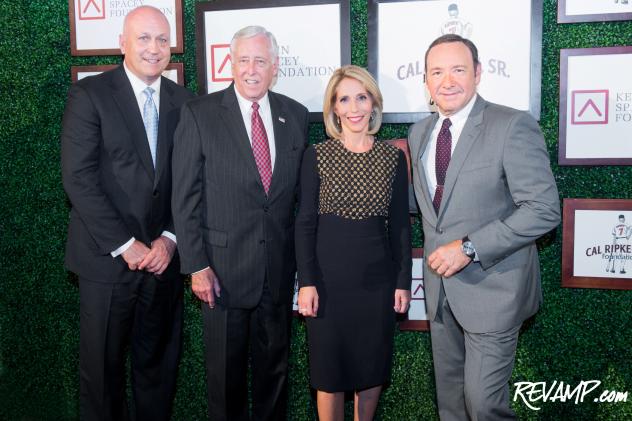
left=172, top=85, right=309, bottom=308
left=61, top=65, right=193, bottom=282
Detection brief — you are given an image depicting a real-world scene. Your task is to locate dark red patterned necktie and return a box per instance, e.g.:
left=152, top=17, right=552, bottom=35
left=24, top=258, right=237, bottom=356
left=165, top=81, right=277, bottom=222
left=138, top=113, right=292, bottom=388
left=251, top=102, right=272, bottom=194
left=433, top=118, right=452, bottom=214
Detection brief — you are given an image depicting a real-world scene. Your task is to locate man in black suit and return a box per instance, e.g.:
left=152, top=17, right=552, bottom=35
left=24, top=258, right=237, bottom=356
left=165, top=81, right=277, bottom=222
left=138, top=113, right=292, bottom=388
left=61, top=6, right=192, bottom=420
left=172, top=26, right=309, bottom=421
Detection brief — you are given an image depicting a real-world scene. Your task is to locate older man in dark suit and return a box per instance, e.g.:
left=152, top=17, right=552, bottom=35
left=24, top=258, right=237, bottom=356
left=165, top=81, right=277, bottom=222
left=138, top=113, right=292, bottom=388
left=172, top=26, right=309, bottom=421
left=61, top=6, right=192, bottom=420
left=409, top=35, right=560, bottom=420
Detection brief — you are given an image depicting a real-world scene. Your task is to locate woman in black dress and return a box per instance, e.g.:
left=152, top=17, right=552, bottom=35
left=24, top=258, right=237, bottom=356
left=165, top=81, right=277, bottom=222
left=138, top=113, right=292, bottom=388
left=295, top=65, right=412, bottom=420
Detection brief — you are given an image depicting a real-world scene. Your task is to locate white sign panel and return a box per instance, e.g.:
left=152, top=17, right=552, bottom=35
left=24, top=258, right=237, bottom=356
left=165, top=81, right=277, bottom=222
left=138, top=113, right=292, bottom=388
left=559, top=47, right=632, bottom=165
left=573, top=210, right=632, bottom=279
left=70, top=0, right=182, bottom=55
left=200, top=3, right=347, bottom=113
left=564, top=0, right=632, bottom=16
left=371, top=0, right=538, bottom=120
left=408, top=254, right=428, bottom=322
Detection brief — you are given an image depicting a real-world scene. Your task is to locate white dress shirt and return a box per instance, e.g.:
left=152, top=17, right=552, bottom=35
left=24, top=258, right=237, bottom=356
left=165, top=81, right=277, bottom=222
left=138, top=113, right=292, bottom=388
left=421, top=94, right=478, bottom=199
left=234, top=85, right=277, bottom=171
left=111, top=64, right=175, bottom=257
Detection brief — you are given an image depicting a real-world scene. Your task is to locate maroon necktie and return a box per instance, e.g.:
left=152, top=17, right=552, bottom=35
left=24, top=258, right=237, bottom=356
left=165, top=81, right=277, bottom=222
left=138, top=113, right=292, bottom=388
left=433, top=118, right=452, bottom=214
left=251, top=102, right=272, bottom=194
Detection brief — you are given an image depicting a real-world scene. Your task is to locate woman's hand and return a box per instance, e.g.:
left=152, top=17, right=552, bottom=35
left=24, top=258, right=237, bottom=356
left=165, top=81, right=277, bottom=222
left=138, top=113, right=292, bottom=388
left=393, top=289, right=411, bottom=313
left=297, top=286, right=319, bottom=317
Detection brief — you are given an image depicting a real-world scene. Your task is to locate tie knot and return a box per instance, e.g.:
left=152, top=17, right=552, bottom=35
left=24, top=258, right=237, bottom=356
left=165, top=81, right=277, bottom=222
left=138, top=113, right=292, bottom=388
left=252, top=102, right=260, bottom=112
left=143, top=87, right=155, bottom=98
left=441, top=118, right=452, bottom=130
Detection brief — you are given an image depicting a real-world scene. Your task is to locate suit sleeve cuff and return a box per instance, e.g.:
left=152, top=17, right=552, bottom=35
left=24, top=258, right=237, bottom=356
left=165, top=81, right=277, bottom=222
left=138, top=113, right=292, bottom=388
left=111, top=237, right=135, bottom=257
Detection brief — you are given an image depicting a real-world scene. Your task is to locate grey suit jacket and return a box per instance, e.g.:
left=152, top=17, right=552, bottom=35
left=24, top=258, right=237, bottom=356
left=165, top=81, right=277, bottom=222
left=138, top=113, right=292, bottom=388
left=408, top=96, right=560, bottom=333
left=172, top=85, right=309, bottom=308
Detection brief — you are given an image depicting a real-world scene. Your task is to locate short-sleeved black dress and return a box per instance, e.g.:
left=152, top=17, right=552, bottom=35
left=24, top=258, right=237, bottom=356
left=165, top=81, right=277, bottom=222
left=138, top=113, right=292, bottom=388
left=295, top=139, right=412, bottom=392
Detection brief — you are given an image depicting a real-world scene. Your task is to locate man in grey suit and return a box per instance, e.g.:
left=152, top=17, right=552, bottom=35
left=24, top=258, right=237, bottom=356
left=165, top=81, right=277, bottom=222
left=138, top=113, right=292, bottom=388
left=408, top=34, right=560, bottom=420
left=172, top=26, right=309, bottom=421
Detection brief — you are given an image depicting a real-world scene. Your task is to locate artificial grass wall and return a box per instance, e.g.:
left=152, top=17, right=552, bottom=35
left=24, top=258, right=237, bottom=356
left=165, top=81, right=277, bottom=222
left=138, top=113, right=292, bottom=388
left=1, top=0, right=631, bottom=419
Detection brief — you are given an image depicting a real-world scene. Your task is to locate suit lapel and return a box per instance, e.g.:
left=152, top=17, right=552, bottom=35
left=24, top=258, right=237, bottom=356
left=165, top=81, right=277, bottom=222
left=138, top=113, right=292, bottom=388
left=268, top=92, right=292, bottom=199
left=111, top=66, right=155, bottom=182
left=155, top=77, right=175, bottom=186
left=415, top=114, right=439, bottom=224
left=438, top=96, right=485, bottom=218
left=219, top=86, right=264, bottom=193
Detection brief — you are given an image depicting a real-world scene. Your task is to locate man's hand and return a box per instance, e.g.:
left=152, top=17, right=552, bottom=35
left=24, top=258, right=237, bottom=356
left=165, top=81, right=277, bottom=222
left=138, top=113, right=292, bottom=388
left=138, top=236, right=176, bottom=274
left=394, top=289, right=411, bottom=313
left=297, top=286, right=319, bottom=317
left=191, top=267, right=222, bottom=308
left=427, top=239, right=472, bottom=277
left=121, top=240, right=151, bottom=271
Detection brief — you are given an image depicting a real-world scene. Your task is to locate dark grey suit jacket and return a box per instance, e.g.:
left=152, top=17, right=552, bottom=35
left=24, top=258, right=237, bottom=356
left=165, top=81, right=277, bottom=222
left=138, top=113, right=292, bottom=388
left=172, top=85, right=309, bottom=308
left=408, top=96, right=560, bottom=333
left=61, top=65, right=193, bottom=282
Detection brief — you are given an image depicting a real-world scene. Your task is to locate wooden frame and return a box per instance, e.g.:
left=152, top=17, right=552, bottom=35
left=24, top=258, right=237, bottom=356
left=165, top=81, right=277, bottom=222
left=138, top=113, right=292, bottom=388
left=367, top=0, right=543, bottom=123
left=559, top=47, right=632, bottom=165
left=558, top=0, right=632, bottom=24
left=399, top=248, right=429, bottom=331
left=70, top=63, right=185, bottom=85
left=195, top=0, right=351, bottom=120
left=562, top=199, right=632, bottom=290
left=69, top=0, right=184, bottom=56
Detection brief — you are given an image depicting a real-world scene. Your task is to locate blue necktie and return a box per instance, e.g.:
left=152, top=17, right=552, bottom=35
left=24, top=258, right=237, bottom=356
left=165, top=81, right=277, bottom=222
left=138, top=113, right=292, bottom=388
left=142, top=87, right=158, bottom=167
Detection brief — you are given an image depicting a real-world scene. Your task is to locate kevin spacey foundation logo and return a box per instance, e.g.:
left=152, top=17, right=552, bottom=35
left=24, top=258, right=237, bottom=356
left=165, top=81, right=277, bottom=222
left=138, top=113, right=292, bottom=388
left=571, top=90, right=609, bottom=125
left=78, top=0, right=106, bottom=20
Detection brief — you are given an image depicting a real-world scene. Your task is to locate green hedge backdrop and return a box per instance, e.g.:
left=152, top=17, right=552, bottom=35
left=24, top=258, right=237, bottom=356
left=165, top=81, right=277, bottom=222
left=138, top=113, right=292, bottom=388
left=1, top=0, right=631, bottom=419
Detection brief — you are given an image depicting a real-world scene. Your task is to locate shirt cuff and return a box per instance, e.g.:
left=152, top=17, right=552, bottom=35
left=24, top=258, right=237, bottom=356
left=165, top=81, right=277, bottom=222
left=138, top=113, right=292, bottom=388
left=111, top=237, right=135, bottom=257
left=192, top=266, right=210, bottom=275
left=161, top=231, right=176, bottom=244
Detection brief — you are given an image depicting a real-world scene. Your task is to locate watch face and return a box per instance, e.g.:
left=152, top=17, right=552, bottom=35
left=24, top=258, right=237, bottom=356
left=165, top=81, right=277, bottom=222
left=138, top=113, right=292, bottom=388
left=462, top=241, right=475, bottom=256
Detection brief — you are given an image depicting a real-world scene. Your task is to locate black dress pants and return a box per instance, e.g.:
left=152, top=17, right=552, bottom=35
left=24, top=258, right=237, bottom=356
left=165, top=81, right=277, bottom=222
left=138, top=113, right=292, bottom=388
left=201, top=280, right=292, bottom=421
left=79, top=272, right=183, bottom=421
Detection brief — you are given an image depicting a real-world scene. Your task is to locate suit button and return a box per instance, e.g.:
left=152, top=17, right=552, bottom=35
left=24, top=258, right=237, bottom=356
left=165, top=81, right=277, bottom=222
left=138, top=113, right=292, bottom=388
left=436, top=228, right=443, bottom=234
left=259, top=240, right=265, bottom=244
left=152, top=190, right=159, bottom=198
left=263, top=206, right=269, bottom=213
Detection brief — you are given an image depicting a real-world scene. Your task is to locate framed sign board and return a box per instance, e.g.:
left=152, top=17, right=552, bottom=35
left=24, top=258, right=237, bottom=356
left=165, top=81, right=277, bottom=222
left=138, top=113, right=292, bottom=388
left=559, top=47, right=632, bottom=165
left=70, top=63, right=184, bottom=85
left=399, top=248, right=429, bottom=331
left=562, top=199, right=632, bottom=290
left=367, top=0, right=543, bottom=123
left=69, top=0, right=183, bottom=56
left=558, top=0, right=632, bottom=23
left=195, top=0, right=351, bottom=119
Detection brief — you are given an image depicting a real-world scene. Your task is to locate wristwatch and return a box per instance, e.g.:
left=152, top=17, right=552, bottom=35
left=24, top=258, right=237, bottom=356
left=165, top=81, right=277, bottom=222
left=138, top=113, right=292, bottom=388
left=461, top=236, right=476, bottom=259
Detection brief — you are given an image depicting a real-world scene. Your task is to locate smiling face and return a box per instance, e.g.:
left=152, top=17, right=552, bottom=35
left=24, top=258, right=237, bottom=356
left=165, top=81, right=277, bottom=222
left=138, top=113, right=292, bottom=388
left=119, top=7, right=171, bottom=85
left=231, top=34, right=278, bottom=102
left=425, top=41, right=481, bottom=117
left=333, top=77, right=374, bottom=137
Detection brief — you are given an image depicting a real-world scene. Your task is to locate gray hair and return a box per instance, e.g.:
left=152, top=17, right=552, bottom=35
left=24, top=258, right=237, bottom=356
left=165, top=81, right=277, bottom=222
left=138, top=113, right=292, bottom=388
left=230, top=26, right=278, bottom=60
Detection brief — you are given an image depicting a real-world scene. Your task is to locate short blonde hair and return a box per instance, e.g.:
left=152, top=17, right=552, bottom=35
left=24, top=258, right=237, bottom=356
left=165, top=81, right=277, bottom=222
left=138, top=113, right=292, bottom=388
left=323, top=65, right=383, bottom=140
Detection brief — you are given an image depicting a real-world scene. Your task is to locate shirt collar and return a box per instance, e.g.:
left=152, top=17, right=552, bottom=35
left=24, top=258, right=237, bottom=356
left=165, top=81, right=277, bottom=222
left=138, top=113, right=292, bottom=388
left=234, top=85, right=270, bottom=115
left=437, top=93, right=478, bottom=126
left=123, top=61, right=161, bottom=97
